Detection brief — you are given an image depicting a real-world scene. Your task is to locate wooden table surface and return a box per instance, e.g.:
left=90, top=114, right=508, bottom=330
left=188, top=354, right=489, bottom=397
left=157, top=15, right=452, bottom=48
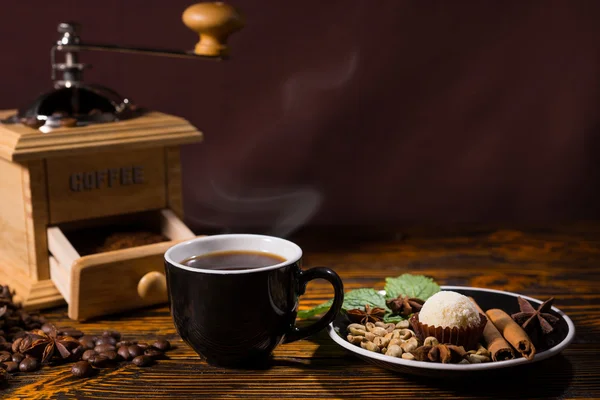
left=4, top=224, right=600, bottom=399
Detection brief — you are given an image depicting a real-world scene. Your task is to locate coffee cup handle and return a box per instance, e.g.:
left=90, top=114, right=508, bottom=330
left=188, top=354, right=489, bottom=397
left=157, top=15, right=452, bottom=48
left=283, top=266, right=344, bottom=343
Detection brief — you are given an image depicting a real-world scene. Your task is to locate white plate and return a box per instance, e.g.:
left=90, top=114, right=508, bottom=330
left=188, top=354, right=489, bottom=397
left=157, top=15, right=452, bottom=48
left=326, top=286, right=575, bottom=376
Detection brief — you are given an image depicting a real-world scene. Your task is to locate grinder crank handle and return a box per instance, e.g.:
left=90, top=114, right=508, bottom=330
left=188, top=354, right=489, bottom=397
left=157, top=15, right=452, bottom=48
left=182, top=2, right=244, bottom=57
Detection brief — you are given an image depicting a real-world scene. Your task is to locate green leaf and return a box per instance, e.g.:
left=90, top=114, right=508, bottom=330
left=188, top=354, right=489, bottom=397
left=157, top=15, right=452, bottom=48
left=341, top=288, right=388, bottom=310
left=383, top=314, right=405, bottom=323
left=297, top=288, right=388, bottom=319
left=297, top=299, right=332, bottom=319
left=384, top=274, right=440, bottom=301
left=298, top=274, right=441, bottom=320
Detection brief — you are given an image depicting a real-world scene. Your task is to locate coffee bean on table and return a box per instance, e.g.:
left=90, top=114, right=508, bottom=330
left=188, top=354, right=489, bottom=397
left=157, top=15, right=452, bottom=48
left=136, top=343, right=149, bottom=350
left=116, top=341, right=136, bottom=348
left=0, top=351, right=11, bottom=363
left=144, top=348, right=164, bottom=359
left=132, top=355, right=153, bottom=367
left=2, top=361, right=19, bottom=373
left=41, top=323, right=54, bottom=334
left=87, top=354, right=110, bottom=368
left=152, top=339, right=171, bottom=352
left=103, top=331, right=121, bottom=341
left=71, top=361, right=94, bottom=378
left=96, top=336, right=117, bottom=346
left=12, top=353, right=24, bottom=364
left=60, top=329, right=84, bottom=339
left=94, top=344, right=116, bottom=353
left=117, top=346, right=131, bottom=361
left=13, top=330, right=28, bottom=340
left=128, top=345, right=144, bottom=358
left=11, top=338, right=23, bottom=353
left=8, top=327, right=23, bottom=335
left=19, top=357, right=39, bottom=372
left=101, top=350, right=119, bottom=362
left=82, top=350, right=97, bottom=361
left=71, top=346, right=86, bottom=361
left=79, top=337, right=96, bottom=350
left=79, top=335, right=97, bottom=342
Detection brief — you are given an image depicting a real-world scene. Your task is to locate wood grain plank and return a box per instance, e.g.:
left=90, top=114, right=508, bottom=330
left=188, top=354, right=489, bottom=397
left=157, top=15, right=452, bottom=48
left=165, top=146, right=184, bottom=219
left=22, top=159, right=50, bottom=280
left=0, top=157, right=30, bottom=276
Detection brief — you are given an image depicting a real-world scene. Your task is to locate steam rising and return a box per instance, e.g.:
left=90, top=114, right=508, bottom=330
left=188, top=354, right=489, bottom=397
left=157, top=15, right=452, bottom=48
left=188, top=50, right=359, bottom=236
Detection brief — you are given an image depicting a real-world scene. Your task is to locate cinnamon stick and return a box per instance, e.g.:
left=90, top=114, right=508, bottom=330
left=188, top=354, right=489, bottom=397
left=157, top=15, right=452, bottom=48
left=468, top=298, right=515, bottom=361
left=486, top=308, right=536, bottom=361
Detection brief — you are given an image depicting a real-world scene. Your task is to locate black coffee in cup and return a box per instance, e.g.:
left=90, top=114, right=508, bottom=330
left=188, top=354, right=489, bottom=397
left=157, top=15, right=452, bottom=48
left=164, top=234, right=344, bottom=367
left=181, top=250, right=286, bottom=271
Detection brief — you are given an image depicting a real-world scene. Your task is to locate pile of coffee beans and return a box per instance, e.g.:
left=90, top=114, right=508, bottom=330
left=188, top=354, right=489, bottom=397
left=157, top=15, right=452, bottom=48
left=68, top=331, right=171, bottom=377
left=0, top=284, right=172, bottom=383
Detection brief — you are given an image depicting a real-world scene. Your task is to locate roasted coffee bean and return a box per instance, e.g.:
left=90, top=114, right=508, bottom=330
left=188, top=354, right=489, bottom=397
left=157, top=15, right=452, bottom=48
left=12, top=331, right=28, bottom=342
left=116, top=341, right=136, bottom=348
left=100, top=350, right=119, bottom=362
left=2, top=361, right=19, bottom=373
left=11, top=353, right=24, bottom=364
left=71, top=361, right=94, bottom=378
left=0, top=351, right=11, bottom=363
left=144, top=348, right=164, bottom=359
left=94, top=344, right=116, bottom=353
left=19, top=357, right=39, bottom=372
left=71, top=346, right=85, bottom=361
left=11, top=337, right=22, bottom=353
left=87, top=354, right=110, bottom=368
left=102, top=331, right=121, bottom=340
left=128, top=345, right=144, bottom=358
left=41, top=323, right=54, bottom=334
left=82, top=350, right=97, bottom=361
left=60, top=329, right=84, bottom=339
left=136, top=343, right=149, bottom=350
left=79, top=337, right=96, bottom=350
left=152, top=339, right=171, bottom=352
left=132, top=355, right=153, bottom=367
left=8, top=326, right=24, bottom=335
left=79, top=335, right=97, bottom=343
left=117, top=346, right=131, bottom=361
left=95, top=336, right=116, bottom=346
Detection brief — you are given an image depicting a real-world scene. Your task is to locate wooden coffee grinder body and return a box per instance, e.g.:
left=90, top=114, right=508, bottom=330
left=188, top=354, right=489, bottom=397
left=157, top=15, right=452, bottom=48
left=0, top=110, right=201, bottom=319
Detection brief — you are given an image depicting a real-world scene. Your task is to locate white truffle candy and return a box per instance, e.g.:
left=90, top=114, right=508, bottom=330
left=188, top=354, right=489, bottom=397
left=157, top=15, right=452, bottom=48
left=418, top=291, right=481, bottom=328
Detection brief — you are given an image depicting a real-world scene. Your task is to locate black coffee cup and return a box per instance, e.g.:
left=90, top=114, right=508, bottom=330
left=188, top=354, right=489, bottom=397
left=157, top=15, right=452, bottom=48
left=164, top=234, right=344, bottom=367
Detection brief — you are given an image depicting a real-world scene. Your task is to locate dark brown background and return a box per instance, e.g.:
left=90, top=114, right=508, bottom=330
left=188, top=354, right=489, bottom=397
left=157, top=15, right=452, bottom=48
left=2, top=1, right=600, bottom=233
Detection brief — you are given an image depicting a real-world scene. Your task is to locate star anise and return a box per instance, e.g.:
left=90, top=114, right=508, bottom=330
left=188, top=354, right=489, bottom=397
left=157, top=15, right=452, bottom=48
left=511, top=297, right=559, bottom=335
left=22, top=324, right=80, bottom=363
left=413, top=344, right=467, bottom=363
left=386, top=295, right=424, bottom=317
left=346, top=304, right=387, bottom=324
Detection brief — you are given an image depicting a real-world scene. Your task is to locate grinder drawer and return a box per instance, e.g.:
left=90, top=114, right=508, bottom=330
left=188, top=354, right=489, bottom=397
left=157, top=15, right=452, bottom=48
left=48, top=209, right=196, bottom=320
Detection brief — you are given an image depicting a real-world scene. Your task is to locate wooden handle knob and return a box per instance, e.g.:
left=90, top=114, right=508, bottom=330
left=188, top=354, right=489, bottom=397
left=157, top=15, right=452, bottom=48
left=137, top=271, right=167, bottom=301
left=182, top=2, right=244, bottom=57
